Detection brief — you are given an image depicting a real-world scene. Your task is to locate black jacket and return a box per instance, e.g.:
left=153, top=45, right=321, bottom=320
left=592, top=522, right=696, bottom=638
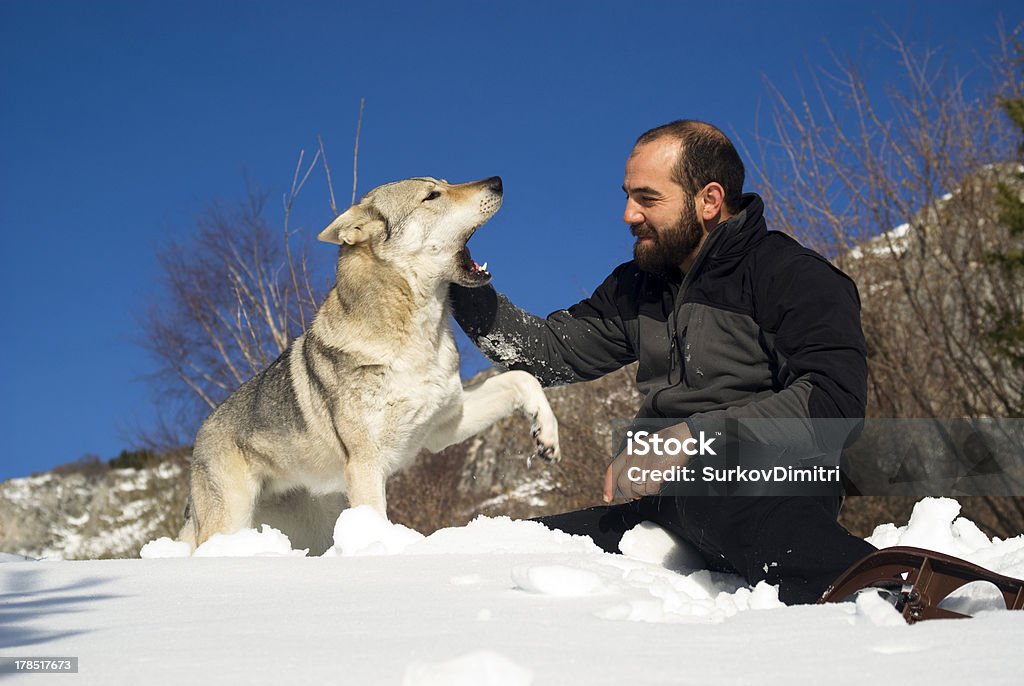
left=451, top=193, right=868, bottom=457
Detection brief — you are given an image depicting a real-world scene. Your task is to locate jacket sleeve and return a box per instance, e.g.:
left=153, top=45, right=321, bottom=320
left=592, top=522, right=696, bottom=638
left=449, top=265, right=637, bottom=386
left=685, top=254, right=868, bottom=455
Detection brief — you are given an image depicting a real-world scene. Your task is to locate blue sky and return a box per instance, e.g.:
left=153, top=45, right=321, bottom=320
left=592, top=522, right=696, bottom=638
left=0, top=0, right=1017, bottom=480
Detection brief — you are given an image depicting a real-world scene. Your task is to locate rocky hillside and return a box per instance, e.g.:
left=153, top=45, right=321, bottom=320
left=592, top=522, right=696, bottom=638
left=0, top=460, right=188, bottom=559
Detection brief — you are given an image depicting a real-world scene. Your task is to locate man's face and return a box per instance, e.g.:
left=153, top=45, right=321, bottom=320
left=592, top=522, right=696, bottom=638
left=622, top=138, right=703, bottom=276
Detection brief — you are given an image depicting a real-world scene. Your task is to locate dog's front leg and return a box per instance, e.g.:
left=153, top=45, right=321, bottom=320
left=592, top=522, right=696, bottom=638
left=344, top=460, right=387, bottom=515
left=424, top=370, right=560, bottom=462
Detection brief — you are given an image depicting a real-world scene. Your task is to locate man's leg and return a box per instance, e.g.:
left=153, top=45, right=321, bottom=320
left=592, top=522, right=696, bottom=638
left=531, top=495, right=874, bottom=603
left=531, top=498, right=739, bottom=574
left=667, top=495, right=876, bottom=604
left=531, top=500, right=649, bottom=554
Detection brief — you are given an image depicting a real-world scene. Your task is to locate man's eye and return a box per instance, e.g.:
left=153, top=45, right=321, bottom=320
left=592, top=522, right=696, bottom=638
left=423, top=191, right=441, bottom=202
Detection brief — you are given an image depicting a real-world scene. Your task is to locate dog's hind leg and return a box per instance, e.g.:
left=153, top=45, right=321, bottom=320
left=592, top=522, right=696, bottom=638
left=183, top=443, right=262, bottom=549
left=423, top=370, right=560, bottom=462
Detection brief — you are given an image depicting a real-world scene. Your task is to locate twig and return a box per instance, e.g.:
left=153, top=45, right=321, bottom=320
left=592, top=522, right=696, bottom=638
left=318, top=135, right=338, bottom=216
left=282, top=149, right=321, bottom=332
left=352, top=97, right=365, bottom=206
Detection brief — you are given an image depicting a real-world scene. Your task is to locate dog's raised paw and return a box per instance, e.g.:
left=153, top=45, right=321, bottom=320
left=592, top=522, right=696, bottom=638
left=531, top=428, right=561, bottom=464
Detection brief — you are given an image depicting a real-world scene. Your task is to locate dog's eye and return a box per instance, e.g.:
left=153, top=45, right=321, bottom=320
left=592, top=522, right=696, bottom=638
left=423, top=191, right=441, bottom=202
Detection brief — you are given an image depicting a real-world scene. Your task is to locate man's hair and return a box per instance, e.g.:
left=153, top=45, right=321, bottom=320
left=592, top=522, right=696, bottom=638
left=635, top=120, right=745, bottom=212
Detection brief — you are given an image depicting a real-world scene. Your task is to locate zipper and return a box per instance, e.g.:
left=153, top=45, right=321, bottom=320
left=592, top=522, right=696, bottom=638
left=650, top=236, right=717, bottom=418
left=652, top=293, right=685, bottom=417
left=668, top=334, right=677, bottom=380
left=647, top=212, right=748, bottom=418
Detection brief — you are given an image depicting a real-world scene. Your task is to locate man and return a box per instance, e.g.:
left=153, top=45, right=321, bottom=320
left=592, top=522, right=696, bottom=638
left=451, top=120, right=876, bottom=604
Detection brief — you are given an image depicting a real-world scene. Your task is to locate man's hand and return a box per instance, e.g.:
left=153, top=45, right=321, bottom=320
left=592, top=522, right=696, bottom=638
left=602, top=422, right=694, bottom=502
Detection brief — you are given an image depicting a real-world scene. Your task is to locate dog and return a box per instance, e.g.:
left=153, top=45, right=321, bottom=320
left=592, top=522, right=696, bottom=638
left=178, top=176, right=560, bottom=554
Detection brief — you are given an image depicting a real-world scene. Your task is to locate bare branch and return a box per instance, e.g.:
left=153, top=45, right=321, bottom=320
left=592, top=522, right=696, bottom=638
left=755, top=26, right=1023, bottom=420
left=352, top=97, right=365, bottom=206
left=141, top=188, right=323, bottom=438
left=318, top=134, right=338, bottom=216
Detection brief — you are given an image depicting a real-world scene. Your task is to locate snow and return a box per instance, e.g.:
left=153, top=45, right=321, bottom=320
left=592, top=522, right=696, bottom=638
left=847, top=222, right=912, bottom=260
left=402, top=650, right=533, bottom=686
left=193, top=524, right=308, bottom=558
left=854, top=589, right=908, bottom=627
left=866, top=497, right=997, bottom=557
left=618, top=520, right=707, bottom=572
left=2, top=498, right=1022, bottom=684
left=511, top=564, right=606, bottom=596
left=329, top=506, right=425, bottom=556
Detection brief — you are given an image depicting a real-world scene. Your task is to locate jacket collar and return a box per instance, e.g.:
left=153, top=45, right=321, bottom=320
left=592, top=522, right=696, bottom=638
left=705, top=192, right=768, bottom=261
left=674, top=193, right=767, bottom=285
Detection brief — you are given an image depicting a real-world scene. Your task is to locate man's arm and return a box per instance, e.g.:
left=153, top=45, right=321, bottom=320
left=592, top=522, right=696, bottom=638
left=450, top=264, right=638, bottom=386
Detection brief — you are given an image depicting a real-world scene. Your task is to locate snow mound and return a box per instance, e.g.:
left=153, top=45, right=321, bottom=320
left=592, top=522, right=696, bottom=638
left=867, top=497, right=990, bottom=555
left=329, top=505, right=425, bottom=556
left=866, top=497, right=1024, bottom=615
left=140, top=537, right=192, bottom=559
left=409, top=515, right=601, bottom=556
left=594, top=566, right=783, bottom=624
left=193, top=524, right=307, bottom=557
left=867, top=497, right=1024, bottom=576
left=618, top=520, right=706, bottom=572
left=402, top=650, right=533, bottom=686
left=138, top=510, right=601, bottom=560
left=511, top=564, right=606, bottom=596
left=325, top=509, right=601, bottom=557
left=853, top=590, right=908, bottom=627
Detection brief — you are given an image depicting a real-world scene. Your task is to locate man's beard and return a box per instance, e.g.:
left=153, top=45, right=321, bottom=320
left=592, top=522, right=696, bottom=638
left=632, top=200, right=703, bottom=277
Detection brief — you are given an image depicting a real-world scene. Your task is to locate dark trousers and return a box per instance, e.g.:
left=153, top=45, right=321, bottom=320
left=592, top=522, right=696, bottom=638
left=533, top=495, right=876, bottom=604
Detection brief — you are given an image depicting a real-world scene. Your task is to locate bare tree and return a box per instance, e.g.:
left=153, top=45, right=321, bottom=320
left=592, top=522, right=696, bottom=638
left=140, top=182, right=323, bottom=441
left=751, top=25, right=1024, bottom=536
left=139, top=100, right=369, bottom=445
left=754, top=25, right=1023, bottom=419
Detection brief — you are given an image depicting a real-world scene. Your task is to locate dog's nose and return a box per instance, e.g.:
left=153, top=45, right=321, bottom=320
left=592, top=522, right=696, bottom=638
left=485, top=176, right=503, bottom=193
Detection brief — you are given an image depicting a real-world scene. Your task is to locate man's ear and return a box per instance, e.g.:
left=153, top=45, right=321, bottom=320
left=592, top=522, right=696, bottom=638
left=698, top=182, right=727, bottom=221
left=317, top=205, right=385, bottom=245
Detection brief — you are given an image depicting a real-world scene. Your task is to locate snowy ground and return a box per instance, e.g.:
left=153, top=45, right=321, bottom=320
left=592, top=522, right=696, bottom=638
left=2, top=498, right=1022, bottom=685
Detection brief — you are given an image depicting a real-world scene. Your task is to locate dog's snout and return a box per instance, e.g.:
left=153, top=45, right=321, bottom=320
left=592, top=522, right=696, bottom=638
left=485, top=176, right=503, bottom=194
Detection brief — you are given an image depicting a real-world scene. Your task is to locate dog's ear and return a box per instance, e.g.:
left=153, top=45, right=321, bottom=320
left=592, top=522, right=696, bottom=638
left=317, top=205, right=385, bottom=246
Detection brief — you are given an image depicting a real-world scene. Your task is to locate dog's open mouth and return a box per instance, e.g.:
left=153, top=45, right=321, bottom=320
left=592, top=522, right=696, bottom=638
left=458, top=226, right=492, bottom=285
left=459, top=243, right=490, bottom=283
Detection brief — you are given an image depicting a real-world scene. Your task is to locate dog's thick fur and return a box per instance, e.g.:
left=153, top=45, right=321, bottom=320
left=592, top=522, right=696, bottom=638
left=178, top=176, right=559, bottom=554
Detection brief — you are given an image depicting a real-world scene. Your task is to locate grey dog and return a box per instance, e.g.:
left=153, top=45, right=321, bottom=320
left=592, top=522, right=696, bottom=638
left=178, top=176, right=560, bottom=554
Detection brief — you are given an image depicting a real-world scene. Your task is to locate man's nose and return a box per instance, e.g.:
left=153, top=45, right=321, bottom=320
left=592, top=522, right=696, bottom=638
left=623, top=198, right=643, bottom=226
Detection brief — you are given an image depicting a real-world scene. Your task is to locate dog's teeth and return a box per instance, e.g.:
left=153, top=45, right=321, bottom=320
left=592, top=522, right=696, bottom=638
left=481, top=261, right=488, bottom=272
